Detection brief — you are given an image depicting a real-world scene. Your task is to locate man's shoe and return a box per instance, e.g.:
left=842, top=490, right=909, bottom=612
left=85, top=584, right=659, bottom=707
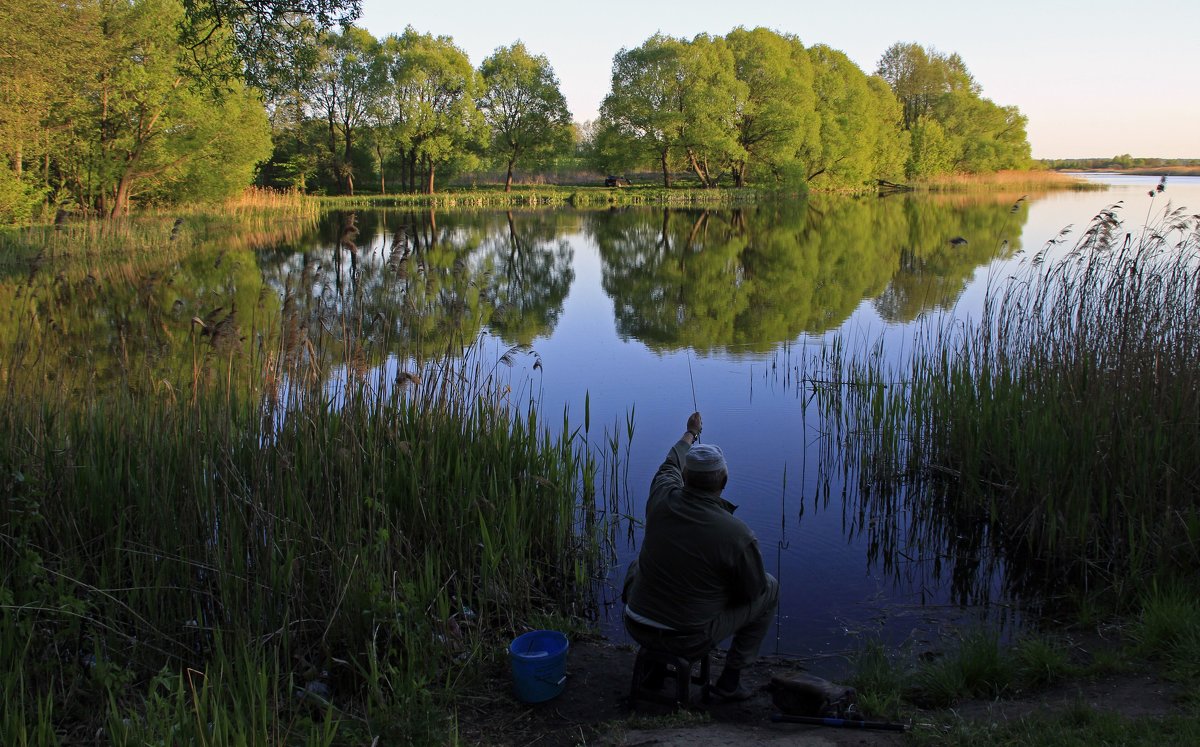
left=710, top=682, right=753, bottom=701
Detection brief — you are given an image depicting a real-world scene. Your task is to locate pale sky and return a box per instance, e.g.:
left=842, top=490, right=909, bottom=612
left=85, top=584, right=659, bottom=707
left=357, top=0, right=1199, bottom=159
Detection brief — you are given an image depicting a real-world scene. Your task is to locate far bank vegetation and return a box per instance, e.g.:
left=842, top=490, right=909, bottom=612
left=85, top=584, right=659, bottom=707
left=1, top=0, right=1039, bottom=224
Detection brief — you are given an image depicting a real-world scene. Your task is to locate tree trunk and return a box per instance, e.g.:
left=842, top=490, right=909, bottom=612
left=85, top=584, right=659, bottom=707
left=110, top=173, right=133, bottom=219
left=343, top=126, right=354, bottom=196
left=687, top=150, right=713, bottom=188
left=505, top=157, right=515, bottom=192
left=735, top=162, right=747, bottom=188
left=377, top=144, right=386, bottom=195
left=661, top=151, right=671, bottom=188
left=426, top=159, right=436, bottom=194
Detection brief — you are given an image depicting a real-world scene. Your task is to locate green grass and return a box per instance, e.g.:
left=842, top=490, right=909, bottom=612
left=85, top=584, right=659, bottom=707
left=910, top=704, right=1200, bottom=747
left=316, top=184, right=765, bottom=209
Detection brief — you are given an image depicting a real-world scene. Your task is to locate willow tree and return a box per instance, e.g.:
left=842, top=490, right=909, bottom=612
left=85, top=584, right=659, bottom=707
left=724, top=27, right=817, bottom=187
left=674, top=34, right=745, bottom=188
left=478, top=43, right=573, bottom=192
left=383, top=28, right=485, bottom=194
left=598, top=34, right=689, bottom=186
left=598, top=33, right=744, bottom=187
left=797, top=45, right=881, bottom=188
left=876, top=42, right=1030, bottom=176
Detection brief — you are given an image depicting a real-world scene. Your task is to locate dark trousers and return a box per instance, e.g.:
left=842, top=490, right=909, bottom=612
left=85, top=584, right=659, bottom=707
left=624, top=563, right=778, bottom=669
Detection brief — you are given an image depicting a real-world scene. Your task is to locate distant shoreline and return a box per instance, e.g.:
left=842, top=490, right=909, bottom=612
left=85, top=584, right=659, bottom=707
left=1058, top=166, right=1200, bottom=177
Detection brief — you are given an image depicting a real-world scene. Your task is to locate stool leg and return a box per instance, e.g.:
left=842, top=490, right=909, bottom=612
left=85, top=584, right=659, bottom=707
left=628, top=649, right=647, bottom=707
left=676, top=662, right=696, bottom=706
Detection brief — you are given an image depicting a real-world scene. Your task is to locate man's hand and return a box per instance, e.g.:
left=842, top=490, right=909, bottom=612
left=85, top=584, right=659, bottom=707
left=686, top=412, right=703, bottom=443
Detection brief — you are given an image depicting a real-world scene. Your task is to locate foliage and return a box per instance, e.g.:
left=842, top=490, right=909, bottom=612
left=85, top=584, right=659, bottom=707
left=304, top=25, right=386, bottom=195
left=877, top=42, right=1031, bottom=177
left=0, top=0, right=273, bottom=220
left=597, top=34, right=695, bottom=187
left=799, top=45, right=892, bottom=189
left=724, top=27, right=817, bottom=187
left=381, top=28, right=486, bottom=194
left=178, top=0, right=360, bottom=89
left=479, top=43, right=574, bottom=192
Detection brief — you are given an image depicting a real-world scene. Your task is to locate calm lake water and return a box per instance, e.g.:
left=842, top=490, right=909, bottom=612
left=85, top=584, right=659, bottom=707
left=291, top=175, right=1200, bottom=670
left=19, top=174, right=1200, bottom=670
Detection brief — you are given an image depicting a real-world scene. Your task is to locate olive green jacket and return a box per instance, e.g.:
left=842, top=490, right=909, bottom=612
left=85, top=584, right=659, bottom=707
left=624, top=438, right=768, bottom=630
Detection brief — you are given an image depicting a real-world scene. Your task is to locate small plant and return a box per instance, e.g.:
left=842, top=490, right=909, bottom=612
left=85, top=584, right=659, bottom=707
left=913, top=629, right=1011, bottom=706
left=1135, top=580, right=1200, bottom=656
left=1013, top=636, right=1073, bottom=688
left=849, top=639, right=907, bottom=718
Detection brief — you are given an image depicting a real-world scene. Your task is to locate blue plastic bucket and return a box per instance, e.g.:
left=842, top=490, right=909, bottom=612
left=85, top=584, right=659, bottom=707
left=509, top=630, right=569, bottom=703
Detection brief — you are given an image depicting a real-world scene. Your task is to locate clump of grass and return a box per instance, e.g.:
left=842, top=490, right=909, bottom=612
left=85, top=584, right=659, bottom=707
left=849, top=639, right=908, bottom=718
left=1013, top=636, right=1073, bottom=688
left=912, top=629, right=1011, bottom=707
left=1135, top=581, right=1200, bottom=655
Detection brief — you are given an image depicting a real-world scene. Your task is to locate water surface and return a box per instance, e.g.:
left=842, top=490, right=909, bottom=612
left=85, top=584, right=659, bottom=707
left=13, top=175, right=1198, bottom=668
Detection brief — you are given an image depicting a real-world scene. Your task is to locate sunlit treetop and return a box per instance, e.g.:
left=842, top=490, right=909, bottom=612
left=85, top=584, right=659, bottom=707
left=179, top=0, right=362, bottom=88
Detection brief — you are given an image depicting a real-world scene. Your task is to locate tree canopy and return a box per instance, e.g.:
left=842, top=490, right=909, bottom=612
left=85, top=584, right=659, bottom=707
left=479, top=43, right=573, bottom=192
left=877, top=42, right=1031, bottom=174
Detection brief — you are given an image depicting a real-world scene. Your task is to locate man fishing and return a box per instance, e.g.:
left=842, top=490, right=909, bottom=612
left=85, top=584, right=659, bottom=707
left=622, top=411, right=779, bottom=701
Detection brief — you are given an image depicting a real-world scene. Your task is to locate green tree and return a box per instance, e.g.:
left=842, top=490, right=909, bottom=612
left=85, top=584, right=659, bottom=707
left=598, top=33, right=745, bottom=188
left=723, top=27, right=816, bottom=187
left=0, top=0, right=101, bottom=219
left=877, top=42, right=1030, bottom=177
left=382, top=28, right=486, bottom=194
left=598, top=34, right=689, bottom=187
left=863, top=75, right=909, bottom=182
left=797, top=45, right=881, bottom=189
left=675, top=34, right=746, bottom=188
left=84, top=0, right=273, bottom=216
left=478, top=43, right=573, bottom=192
left=178, top=0, right=360, bottom=88
left=305, top=26, right=385, bottom=195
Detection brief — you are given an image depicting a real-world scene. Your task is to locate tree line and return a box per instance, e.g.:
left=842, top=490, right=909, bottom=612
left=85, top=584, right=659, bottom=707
left=0, top=0, right=1033, bottom=223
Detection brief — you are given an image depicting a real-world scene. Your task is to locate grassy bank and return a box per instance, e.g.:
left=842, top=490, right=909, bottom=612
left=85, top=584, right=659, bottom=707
left=317, top=184, right=764, bottom=209
left=0, top=212, right=613, bottom=743
left=1066, top=165, right=1200, bottom=177
left=848, top=579, right=1200, bottom=743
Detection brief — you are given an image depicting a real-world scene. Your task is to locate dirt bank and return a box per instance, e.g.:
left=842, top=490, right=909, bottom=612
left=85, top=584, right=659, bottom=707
left=457, top=636, right=1183, bottom=746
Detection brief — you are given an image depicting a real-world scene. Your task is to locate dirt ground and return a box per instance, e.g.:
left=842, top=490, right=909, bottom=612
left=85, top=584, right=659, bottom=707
left=456, top=635, right=1184, bottom=747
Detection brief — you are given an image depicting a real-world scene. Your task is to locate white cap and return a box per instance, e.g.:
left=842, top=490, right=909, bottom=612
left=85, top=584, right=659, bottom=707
left=685, top=443, right=727, bottom=473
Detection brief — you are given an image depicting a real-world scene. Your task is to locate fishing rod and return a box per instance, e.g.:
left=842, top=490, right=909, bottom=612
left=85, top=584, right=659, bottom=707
left=770, top=713, right=907, bottom=732
left=686, top=350, right=699, bottom=442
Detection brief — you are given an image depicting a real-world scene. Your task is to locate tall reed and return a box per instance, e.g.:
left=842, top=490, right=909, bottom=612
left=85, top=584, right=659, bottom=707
left=0, top=209, right=611, bottom=741
left=810, top=199, right=1200, bottom=602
